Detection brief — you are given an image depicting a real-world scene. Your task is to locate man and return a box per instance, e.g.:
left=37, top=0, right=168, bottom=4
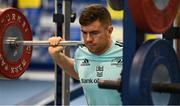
left=48, top=4, right=123, bottom=105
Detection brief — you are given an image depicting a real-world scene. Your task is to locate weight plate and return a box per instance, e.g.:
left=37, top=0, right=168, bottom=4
left=127, top=39, right=180, bottom=104
left=0, top=8, right=32, bottom=79
left=128, top=0, right=180, bottom=33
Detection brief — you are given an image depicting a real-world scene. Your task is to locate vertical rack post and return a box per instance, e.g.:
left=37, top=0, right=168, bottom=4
left=62, top=0, right=71, bottom=105
left=54, top=0, right=71, bottom=105
left=122, top=0, right=139, bottom=104
left=54, top=0, right=63, bottom=105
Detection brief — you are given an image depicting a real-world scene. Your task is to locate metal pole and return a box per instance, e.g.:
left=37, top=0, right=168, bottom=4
left=54, top=0, right=62, bottom=105
left=152, top=83, right=180, bottom=93
left=62, top=0, right=72, bottom=105
left=122, top=0, right=137, bottom=104
left=98, top=79, right=180, bottom=94
left=6, top=40, right=84, bottom=46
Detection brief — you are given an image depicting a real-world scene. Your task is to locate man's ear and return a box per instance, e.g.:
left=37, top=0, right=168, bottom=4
left=108, top=26, right=113, bottom=34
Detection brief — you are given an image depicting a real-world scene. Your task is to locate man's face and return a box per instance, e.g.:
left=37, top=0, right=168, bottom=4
left=81, top=20, right=113, bottom=55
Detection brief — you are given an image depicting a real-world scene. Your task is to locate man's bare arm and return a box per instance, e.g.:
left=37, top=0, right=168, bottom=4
left=48, top=37, right=79, bottom=80
left=51, top=52, right=79, bottom=80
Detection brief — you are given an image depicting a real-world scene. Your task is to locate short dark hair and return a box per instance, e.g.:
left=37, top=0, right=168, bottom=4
left=79, top=4, right=112, bottom=27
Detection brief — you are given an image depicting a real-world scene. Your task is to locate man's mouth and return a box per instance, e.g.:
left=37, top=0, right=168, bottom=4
left=86, top=44, right=95, bottom=48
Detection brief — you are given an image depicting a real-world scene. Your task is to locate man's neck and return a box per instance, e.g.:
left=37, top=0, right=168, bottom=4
left=96, top=39, right=112, bottom=55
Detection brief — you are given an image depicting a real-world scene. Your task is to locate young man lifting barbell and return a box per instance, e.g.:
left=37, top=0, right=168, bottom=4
left=48, top=4, right=123, bottom=105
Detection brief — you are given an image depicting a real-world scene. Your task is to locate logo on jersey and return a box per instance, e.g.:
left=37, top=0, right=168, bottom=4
left=81, top=58, right=90, bottom=66
left=111, top=57, right=123, bottom=67
left=96, top=65, right=104, bottom=77
left=115, top=41, right=123, bottom=47
left=81, top=78, right=99, bottom=84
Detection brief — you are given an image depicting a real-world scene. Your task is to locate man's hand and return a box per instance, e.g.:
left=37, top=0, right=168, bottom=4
left=48, top=37, right=65, bottom=56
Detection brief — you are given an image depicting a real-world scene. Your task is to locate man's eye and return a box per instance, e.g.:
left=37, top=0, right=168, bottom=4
left=82, top=32, right=87, bottom=35
left=91, top=32, right=99, bottom=35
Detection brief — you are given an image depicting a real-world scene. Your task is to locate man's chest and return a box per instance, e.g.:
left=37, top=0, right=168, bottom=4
left=76, top=57, right=122, bottom=83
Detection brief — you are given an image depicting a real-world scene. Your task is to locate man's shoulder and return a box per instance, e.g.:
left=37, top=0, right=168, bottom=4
left=74, top=46, right=90, bottom=58
left=76, top=45, right=88, bottom=53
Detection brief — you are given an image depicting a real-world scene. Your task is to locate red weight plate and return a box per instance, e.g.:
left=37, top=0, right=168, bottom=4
left=0, top=8, right=32, bottom=79
left=128, top=0, right=180, bottom=33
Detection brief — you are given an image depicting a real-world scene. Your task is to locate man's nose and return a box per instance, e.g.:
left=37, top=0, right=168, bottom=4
left=86, top=34, right=93, bottom=42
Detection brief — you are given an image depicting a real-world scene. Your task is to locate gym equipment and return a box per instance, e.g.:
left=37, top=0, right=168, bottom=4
left=99, top=39, right=180, bottom=105
left=99, top=79, right=180, bottom=94
left=0, top=8, right=83, bottom=79
left=0, top=8, right=32, bottom=79
left=128, top=0, right=180, bottom=33
left=121, top=0, right=180, bottom=104
left=6, top=39, right=84, bottom=46
left=128, top=39, right=180, bottom=104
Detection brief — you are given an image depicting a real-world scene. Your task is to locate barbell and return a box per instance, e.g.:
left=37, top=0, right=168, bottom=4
left=0, top=8, right=84, bottom=79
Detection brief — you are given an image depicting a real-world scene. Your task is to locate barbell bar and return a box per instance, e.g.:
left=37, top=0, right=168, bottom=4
left=5, top=38, right=84, bottom=46
left=98, top=79, right=180, bottom=94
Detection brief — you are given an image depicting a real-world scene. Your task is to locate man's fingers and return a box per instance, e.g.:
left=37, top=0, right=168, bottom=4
left=48, top=37, right=63, bottom=46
